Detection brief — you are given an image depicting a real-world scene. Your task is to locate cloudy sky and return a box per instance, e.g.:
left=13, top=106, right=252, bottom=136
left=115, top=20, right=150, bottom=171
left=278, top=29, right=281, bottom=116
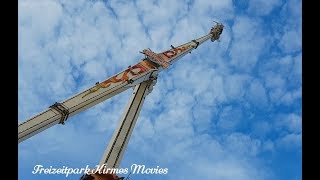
left=18, top=0, right=302, bottom=180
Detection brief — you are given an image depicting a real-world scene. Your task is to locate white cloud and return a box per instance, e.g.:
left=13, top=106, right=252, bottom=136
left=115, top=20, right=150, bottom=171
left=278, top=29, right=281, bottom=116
left=229, top=16, right=268, bottom=72
left=192, top=105, right=216, bottom=133
left=222, top=133, right=262, bottom=157
left=184, top=157, right=270, bottom=180
left=18, top=0, right=63, bottom=42
left=276, top=113, right=302, bottom=133
left=264, top=72, right=286, bottom=90
left=248, top=0, right=282, bottom=16
left=285, top=114, right=302, bottom=133
left=246, top=79, right=268, bottom=108
left=282, top=0, right=302, bottom=20
left=154, top=107, right=194, bottom=140
left=262, top=139, right=275, bottom=152
left=135, top=116, right=155, bottom=138
left=217, top=106, right=243, bottom=131
left=276, top=133, right=301, bottom=150
left=278, top=0, right=302, bottom=53
left=252, top=121, right=272, bottom=138
left=192, top=0, right=235, bottom=21
left=280, top=87, right=301, bottom=105
left=259, top=54, right=301, bottom=106
left=127, top=130, right=272, bottom=180
left=279, top=29, right=301, bottom=53
left=224, top=74, right=251, bottom=101
left=291, top=53, right=302, bottom=82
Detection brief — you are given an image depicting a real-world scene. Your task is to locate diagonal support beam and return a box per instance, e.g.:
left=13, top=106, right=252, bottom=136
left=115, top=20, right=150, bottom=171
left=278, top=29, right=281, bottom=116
left=99, top=80, right=155, bottom=168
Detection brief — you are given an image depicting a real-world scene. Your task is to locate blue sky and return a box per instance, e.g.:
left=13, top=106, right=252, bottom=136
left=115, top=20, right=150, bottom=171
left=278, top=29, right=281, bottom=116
left=18, top=0, right=302, bottom=180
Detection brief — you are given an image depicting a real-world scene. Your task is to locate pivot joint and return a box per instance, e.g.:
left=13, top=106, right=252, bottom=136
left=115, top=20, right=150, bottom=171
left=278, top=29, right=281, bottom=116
left=192, top=40, right=199, bottom=49
left=50, top=102, right=69, bottom=125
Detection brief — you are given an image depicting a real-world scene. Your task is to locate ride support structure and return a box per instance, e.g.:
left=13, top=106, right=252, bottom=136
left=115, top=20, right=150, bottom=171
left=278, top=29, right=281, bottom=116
left=18, top=22, right=224, bottom=180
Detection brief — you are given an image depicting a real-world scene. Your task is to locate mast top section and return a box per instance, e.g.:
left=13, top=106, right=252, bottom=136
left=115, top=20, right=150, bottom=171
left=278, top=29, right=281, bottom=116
left=140, top=21, right=224, bottom=70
